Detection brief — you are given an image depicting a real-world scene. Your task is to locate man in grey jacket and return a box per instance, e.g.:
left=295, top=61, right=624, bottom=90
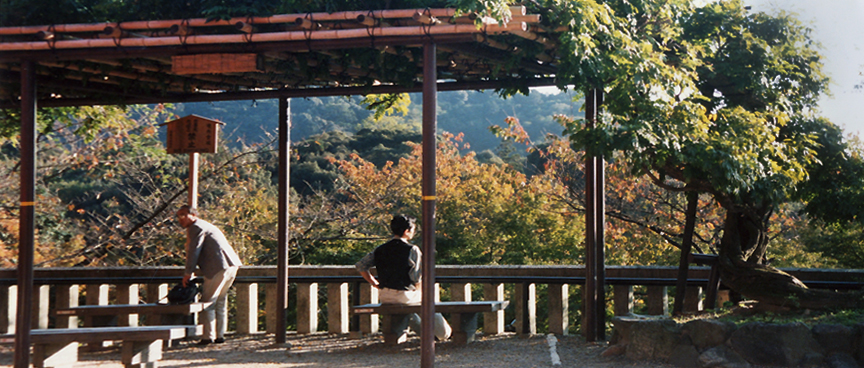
left=177, top=205, right=242, bottom=345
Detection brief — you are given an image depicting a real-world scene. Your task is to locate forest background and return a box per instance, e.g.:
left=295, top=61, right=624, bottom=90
left=0, top=89, right=860, bottom=272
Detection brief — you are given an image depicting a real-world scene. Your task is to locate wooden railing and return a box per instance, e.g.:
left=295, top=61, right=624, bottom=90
left=1, top=265, right=861, bottom=336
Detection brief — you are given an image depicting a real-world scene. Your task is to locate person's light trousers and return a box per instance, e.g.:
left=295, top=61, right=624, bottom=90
left=378, top=287, right=452, bottom=340
left=200, top=266, right=239, bottom=340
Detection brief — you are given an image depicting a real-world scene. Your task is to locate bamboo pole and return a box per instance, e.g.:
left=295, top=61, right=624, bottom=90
left=0, top=9, right=462, bottom=35
left=0, top=22, right=527, bottom=51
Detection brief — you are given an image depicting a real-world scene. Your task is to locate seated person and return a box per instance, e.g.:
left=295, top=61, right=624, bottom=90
left=355, top=214, right=451, bottom=340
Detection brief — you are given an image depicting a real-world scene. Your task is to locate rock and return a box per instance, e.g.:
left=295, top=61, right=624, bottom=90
left=610, top=315, right=651, bottom=346
left=698, top=345, right=751, bottom=368
left=683, top=318, right=736, bottom=350
left=728, top=322, right=822, bottom=366
left=601, top=343, right=626, bottom=357
left=799, top=352, right=826, bottom=368
left=625, top=317, right=682, bottom=361
left=826, top=352, right=860, bottom=368
left=812, top=323, right=855, bottom=354
left=668, top=343, right=700, bottom=367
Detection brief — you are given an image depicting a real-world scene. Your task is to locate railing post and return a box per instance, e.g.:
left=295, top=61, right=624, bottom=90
left=359, top=283, right=378, bottom=335
left=0, top=285, right=16, bottom=333
left=116, top=283, right=139, bottom=327
left=613, top=285, right=633, bottom=316
left=515, top=282, right=536, bottom=336
left=145, top=283, right=168, bottom=325
left=296, top=283, right=318, bottom=334
left=548, top=283, right=569, bottom=335
left=327, top=282, right=349, bottom=334
left=265, top=283, right=277, bottom=334
left=451, top=283, right=471, bottom=302
left=483, top=283, right=505, bottom=335
left=235, top=282, right=258, bottom=334
left=85, top=284, right=110, bottom=349
left=646, top=286, right=668, bottom=315
left=684, top=286, right=702, bottom=312
left=32, top=285, right=49, bottom=329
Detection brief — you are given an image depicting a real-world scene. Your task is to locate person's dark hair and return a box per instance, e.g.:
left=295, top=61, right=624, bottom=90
left=390, top=214, right=416, bottom=236
left=178, top=205, right=199, bottom=216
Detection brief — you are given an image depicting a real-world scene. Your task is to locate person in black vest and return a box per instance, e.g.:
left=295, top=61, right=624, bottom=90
left=355, top=214, right=451, bottom=340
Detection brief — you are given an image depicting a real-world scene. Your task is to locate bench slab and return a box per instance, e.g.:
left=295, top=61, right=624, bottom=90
left=54, top=302, right=211, bottom=317
left=1, top=326, right=197, bottom=368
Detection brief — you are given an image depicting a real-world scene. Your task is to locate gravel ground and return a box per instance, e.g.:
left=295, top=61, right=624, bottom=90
left=0, top=332, right=673, bottom=367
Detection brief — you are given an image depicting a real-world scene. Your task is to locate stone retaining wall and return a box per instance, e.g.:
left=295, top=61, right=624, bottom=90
left=607, top=315, right=864, bottom=367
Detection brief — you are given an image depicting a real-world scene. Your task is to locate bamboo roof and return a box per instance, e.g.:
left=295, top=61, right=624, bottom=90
left=0, top=7, right=561, bottom=108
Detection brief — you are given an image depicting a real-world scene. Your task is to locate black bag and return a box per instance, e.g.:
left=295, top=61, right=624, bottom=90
left=167, top=283, right=200, bottom=305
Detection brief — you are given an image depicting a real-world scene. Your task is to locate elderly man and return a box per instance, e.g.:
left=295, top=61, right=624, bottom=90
left=177, top=205, right=242, bottom=345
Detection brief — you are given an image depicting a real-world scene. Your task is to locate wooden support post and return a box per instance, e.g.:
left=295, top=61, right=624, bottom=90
left=235, top=282, right=258, bottom=334
left=16, top=59, right=37, bottom=368
left=420, top=41, right=438, bottom=368
left=0, top=285, right=16, bottom=334
left=359, top=284, right=378, bottom=335
left=145, top=284, right=168, bottom=325
left=276, top=97, right=291, bottom=344
left=613, top=285, right=634, bottom=316
left=451, top=283, right=472, bottom=302
left=265, top=283, right=277, bottom=334
left=515, top=283, right=536, bottom=336
left=483, top=283, right=505, bottom=335
left=32, top=285, right=49, bottom=329
left=327, top=283, right=349, bottom=334
left=188, top=152, right=199, bottom=208
left=116, top=284, right=139, bottom=327
left=296, top=283, right=318, bottom=334
left=548, top=284, right=569, bottom=335
left=55, top=285, right=79, bottom=329
left=647, top=286, right=668, bottom=316
left=684, top=286, right=703, bottom=312
left=85, top=284, right=111, bottom=349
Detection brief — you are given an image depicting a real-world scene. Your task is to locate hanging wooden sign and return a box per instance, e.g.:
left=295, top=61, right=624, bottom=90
left=159, top=114, right=223, bottom=154
left=172, top=53, right=262, bottom=74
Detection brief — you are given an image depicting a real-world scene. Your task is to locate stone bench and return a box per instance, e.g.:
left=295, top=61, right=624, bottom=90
left=54, top=302, right=211, bottom=327
left=0, top=325, right=198, bottom=368
left=351, top=300, right=509, bottom=345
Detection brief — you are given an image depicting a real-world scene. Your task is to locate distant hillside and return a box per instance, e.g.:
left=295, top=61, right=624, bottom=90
left=171, top=89, right=583, bottom=153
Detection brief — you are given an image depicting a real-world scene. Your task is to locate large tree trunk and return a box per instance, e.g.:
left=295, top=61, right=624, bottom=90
left=718, top=205, right=864, bottom=309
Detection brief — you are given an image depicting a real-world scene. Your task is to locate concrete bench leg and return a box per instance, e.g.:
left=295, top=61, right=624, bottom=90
left=450, top=312, right=479, bottom=345
left=122, top=339, right=163, bottom=368
left=33, top=342, right=77, bottom=368
left=381, top=314, right=413, bottom=345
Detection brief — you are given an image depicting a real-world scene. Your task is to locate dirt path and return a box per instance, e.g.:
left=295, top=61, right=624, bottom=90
left=0, top=332, right=673, bottom=367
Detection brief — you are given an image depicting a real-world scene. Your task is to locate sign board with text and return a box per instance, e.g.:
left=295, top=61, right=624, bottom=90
left=160, top=115, right=224, bottom=154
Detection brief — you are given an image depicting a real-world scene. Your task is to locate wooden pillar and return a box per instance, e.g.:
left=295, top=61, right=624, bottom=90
left=420, top=41, right=437, bottom=368
left=327, top=283, right=349, bottom=334
left=451, top=283, right=471, bottom=302
left=583, top=88, right=606, bottom=341
left=296, top=283, right=318, bottom=334
left=235, top=283, right=258, bottom=334
left=145, top=283, right=168, bottom=325
left=276, top=97, right=291, bottom=344
left=515, top=283, right=536, bottom=335
left=483, top=283, right=505, bottom=335
left=116, top=284, right=139, bottom=327
left=31, top=285, right=49, bottom=329
left=613, top=285, right=634, bottom=316
left=15, top=59, right=37, bottom=368
left=188, top=153, right=199, bottom=208
left=0, top=285, right=16, bottom=334
left=359, top=284, right=378, bottom=335
left=684, top=286, right=703, bottom=312
left=548, top=284, right=569, bottom=335
left=265, top=283, right=277, bottom=334
left=85, top=284, right=110, bottom=349
left=647, top=286, right=668, bottom=315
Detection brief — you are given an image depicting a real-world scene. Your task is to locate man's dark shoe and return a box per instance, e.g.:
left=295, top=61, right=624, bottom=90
left=197, top=339, right=212, bottom=346
left=214, top=337, right=225, bottom=344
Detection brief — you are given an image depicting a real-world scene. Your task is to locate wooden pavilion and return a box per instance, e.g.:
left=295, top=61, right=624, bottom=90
left=0, top=6, right=607, bottom=368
